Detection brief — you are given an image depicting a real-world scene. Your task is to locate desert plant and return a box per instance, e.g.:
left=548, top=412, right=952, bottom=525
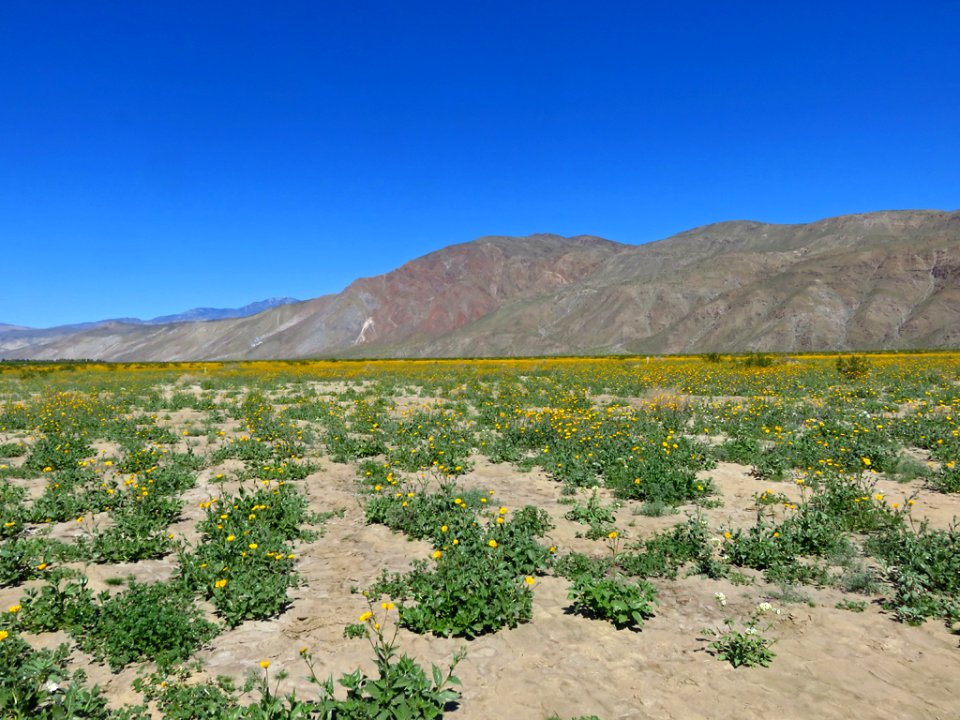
left=706, top=601, right=779, bottom=668
left=836, top=354, right=871, bottom=380
left=567, top=574, right=657, bottom=630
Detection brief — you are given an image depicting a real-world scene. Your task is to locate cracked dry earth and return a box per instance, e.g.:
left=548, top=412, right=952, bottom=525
left=7, top=454, right=957, bottom=720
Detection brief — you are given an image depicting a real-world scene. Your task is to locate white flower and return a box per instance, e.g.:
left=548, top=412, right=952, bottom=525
left=714, top=592, right=727, bottom=607
left=756, top=602, right=773, bottom=614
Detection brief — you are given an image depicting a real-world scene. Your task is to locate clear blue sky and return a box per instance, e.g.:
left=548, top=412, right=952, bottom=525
left=2, top=1, right=958, bottom=328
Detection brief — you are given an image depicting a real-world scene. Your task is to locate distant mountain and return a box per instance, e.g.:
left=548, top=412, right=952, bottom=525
left=143, top=297, right=301, bottom=324
left=2, top=210, right=958, bottom=360
left=1, top=298, right=300, bottom=334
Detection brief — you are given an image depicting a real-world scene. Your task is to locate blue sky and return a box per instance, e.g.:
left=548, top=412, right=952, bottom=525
left=2, top=1, right=958, bottom=328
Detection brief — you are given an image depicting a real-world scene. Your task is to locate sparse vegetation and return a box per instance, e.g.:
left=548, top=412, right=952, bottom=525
left=1, top=354, right=959, bottom=716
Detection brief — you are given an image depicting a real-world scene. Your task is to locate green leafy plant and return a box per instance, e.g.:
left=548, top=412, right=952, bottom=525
left=374, top=545, right=536, bottom=638
left=868, top=520, right=960, bottom=625
left=76, top=579, right=218, bottom=671
left=835, top=599, right=867, bottom=612
left=343, top=622, right=369, bottom=639
left=567, top=574, right=657, bottom=630
left=0, top=631, right=115, bottom=719
left=305, top=602, right=464, bottom=719
left=836, top=354, right=871, bottom=380
left=17, top=572, right=97, bottom=633
left=564, top=490, right=617, bottom=539
left=706, top=600, right=779, bottom=668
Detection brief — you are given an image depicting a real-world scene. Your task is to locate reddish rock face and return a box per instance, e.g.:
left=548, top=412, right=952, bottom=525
left=343, top=234, right=628, bottom=345
left=4, top=211, right=959, bottom=361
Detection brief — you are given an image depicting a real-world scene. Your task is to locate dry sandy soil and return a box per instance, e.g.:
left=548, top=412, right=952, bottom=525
left=5, top=457, right=957, bottom=720
left=3, top=397, right=959, bottom=720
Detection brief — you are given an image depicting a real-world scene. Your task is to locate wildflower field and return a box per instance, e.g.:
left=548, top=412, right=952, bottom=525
left=1, top=353, right=959, bottom=719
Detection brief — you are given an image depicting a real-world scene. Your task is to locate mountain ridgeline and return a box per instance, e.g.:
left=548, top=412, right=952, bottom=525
left=3, top=210, right=958, bottom=360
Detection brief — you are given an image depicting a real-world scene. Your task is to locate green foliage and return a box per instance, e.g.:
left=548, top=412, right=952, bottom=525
left=20, top=574, right=218, bottom=671
left=76, top=494, right=181, bottom=563
left=18, top=573, right=97, bottom=633
left=714, top=435, right=762, bottom=464
left=564, top=490, right=617, bottom=539
left=836, top=355, right=871, bottom=380
left=618, top=516, right=721, bottom=579
left=363, top=474, right=552, bottom=638
left=553, top=552, right=611, bottom=582
left=868, top=521, right=960, bottom=624
left=364, top=485, right=488, bottom=546
left=0, top=538, right=71, bottom=587
left=567, top=574, right=657, bottom=630
left=25, top=435, right=93, bottom=472
left=80, top=579, right=219, bottom=671
left=0, top=632, right=123, bottom=720
left=835, top=599, right=867, bottom=612
left=179, top=482, right=318, bottom=627
left=7, top=352, right=960, bottom=713
left=343, top=623, right=369, bottom=639
left=172, top=606, right=466, bottom=720
left=0, top=442, right=25, bottom=459
left=706, top=601, right=779, bottom=668
left=739, top=352, right=775, bottom=368
left=928, top=463, right=960, bottom=493
left=708, top=625, right=776, bottom=668
left=141, top=675, right=239, bottom=720
left=373, top=546, right=535, bottom=638
left=634, top=499, right=678, bottom=517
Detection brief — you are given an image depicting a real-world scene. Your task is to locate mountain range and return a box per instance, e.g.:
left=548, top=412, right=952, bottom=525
left=2, top=210, right=958, bottom=360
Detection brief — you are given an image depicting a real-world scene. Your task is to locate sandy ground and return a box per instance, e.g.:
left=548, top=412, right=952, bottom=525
left=3, top=425, right=959, bottom=718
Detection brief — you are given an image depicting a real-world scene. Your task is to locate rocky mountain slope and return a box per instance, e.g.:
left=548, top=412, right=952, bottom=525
left=143, top=297, right=301, bottom=324
left=1, top=297, right=301, bottom=338
left=2, top=210, right=958, bottom=360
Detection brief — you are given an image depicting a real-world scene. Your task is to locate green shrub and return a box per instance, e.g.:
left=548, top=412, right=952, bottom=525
left=619, top=516, right=721, bottom=579
left=0, top=632, right=126, bottom=719
left=564, top=490, right=617, bottom=539
left=868, top=521, right=960, bottom=624
left=79, top=580, right=218, bottom=671
left=567, top=574, right=657, bottom=630
left=377, top=546, right=535, bottom=638
left=836, top=355, right=871, bottom=380
left=0, top=443, right=25, bottom=459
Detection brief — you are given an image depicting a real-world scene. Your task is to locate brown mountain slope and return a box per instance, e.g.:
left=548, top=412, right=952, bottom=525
left=392, top=210, right=960, bottom=356
left=2, top=210, right=957, bottom=360
left=1, top=234, right=628, bottom=360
